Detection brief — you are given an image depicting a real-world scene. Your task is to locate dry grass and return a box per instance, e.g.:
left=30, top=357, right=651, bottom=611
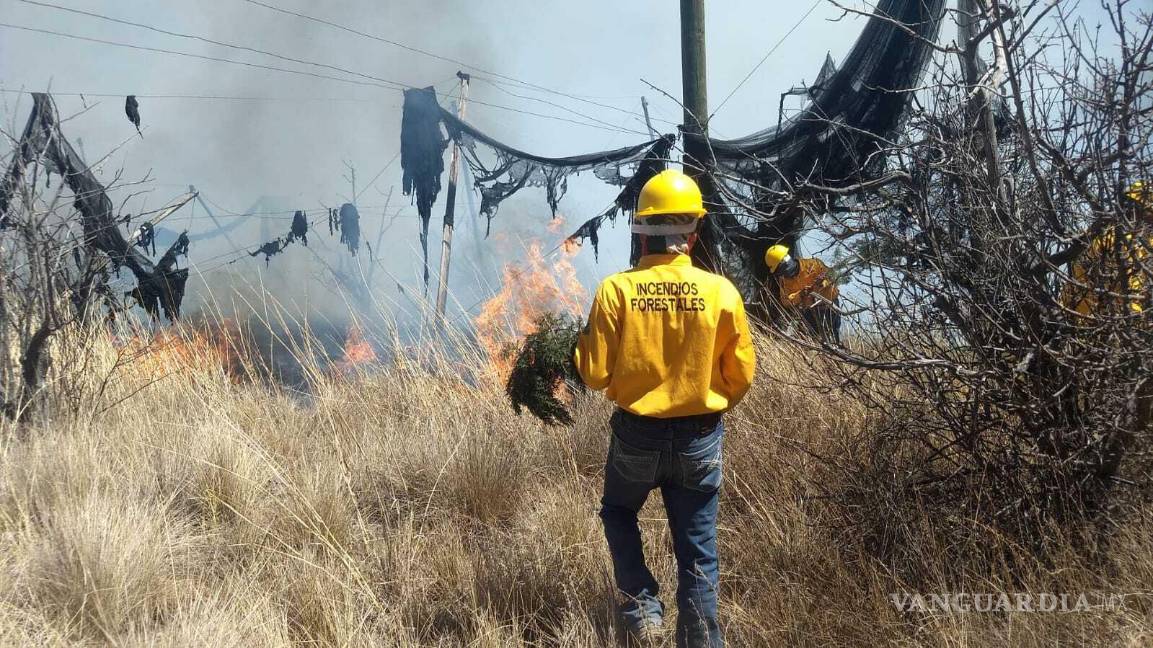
left=0, top=324, right=1149, bottom=647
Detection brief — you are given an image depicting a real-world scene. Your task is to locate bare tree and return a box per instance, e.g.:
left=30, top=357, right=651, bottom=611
left=758, top=0, right=1152, bottom=550
left=0, top=94, right=190, bottom=420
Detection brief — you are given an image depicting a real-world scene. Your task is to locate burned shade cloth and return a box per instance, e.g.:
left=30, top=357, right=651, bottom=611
left=133, top=220, right=157, bottom=256
left=709, top=0, right=944, bottom=183
left=564, top=134, right=676, bottom=262
left=250, top=209, right=314, bottom=266
left=400, top=84, right=673, bottom=286
left=288, top=210, right=309, bottom=246
left=693, top=0, right=946, bottom=290
left=442, top=110, right=671, bottom=229
left=400, top=0, right=943, bottom=289
left=401, top=87, right=447, bottom=287
left=701, top=0, right=945, bottom=243
left=125, top=95, right=142, bottom=137
left=337, top=203, right=360, bottom=256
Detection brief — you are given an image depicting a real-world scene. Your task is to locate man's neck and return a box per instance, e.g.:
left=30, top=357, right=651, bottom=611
left=636, top=253, right=692, bottom=269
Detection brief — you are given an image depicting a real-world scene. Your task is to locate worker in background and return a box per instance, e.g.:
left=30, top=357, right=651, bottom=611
left=764, top=244, right=842, bottom=344
left=1063, top=181, right=1151, bottom=317
left=574, top=169, right=756, bottom=648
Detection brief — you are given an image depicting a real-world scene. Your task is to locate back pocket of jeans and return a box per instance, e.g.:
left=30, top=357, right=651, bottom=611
left=610, top=434, right=660, bottom=484
left=678, top=436, right=722, bottom=492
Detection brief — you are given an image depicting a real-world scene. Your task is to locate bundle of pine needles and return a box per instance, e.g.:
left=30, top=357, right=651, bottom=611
left=505, top=312, right=584, bottom=425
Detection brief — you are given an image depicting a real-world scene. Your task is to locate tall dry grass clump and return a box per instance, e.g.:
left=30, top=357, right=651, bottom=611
left=0, top=319, right=1148, bottom=647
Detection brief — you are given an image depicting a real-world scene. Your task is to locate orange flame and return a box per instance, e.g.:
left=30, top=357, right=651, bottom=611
left=335, top=324, right=377, bottom=373
left=474, top=235, right=586, bottom=385
left=119, top=320, right=244, bottom=381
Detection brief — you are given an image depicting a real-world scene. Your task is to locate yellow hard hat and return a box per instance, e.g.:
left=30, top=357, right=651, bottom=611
left=636, top=169, right=707, bottom=219
left=764, top=244, right=790, bottom=273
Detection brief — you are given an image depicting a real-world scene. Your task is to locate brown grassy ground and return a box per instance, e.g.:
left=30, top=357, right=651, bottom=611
left=0, top=328, right=1150, bottom=647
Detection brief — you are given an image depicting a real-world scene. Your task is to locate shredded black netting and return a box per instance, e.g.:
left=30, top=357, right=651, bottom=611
left=565, top=216, right=602, bottom=260
left=287, top=210, right=309, bottom=246
left=710, top=0, right=944, bottom=181
left=400, top=85, right=673, bottom=286
left=250, top=207, right=317, bottom=266
left=250, top=238, right=286, bottom=267
left=441, top=108, right=671, bottom=231
left=338, top=203, right=360, bottom=255
left=398, top=0, right=944, bottom=292
left=125, top=95, right=142, bottom=137
left=401, top=87, right=448, bottom=287
left=700, top=0, right=946, bottom=291
left=562, top=135, right=676, bottom=262
left=134, top=220, right=157, bottom=256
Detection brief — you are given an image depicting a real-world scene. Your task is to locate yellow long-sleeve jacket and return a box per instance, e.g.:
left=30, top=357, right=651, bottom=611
left=1062, top=227, right=1150, bottom=315
left=574, top=254, right=756, bottom=418
left=778, top=258, right=839, bottom=309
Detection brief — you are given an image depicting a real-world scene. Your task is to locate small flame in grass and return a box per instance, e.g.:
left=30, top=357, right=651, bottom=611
left=119, top=319, right=244, bottom=381
left=336, top=324, right=377, bottom=373
left=474, top=232, right=586, bottom=386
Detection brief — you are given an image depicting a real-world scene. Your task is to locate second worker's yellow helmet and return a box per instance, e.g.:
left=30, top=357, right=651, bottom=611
left=764, top=244, right=791, bottom=273
left=636, top=169, right=707, bottom=219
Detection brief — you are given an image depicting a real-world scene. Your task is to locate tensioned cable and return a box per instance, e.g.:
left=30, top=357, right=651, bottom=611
left=6, top=3, right=649, bottom=135
left=354, top=151, right=401, bottom=203
left=15, top=0, right=412, bottom=91
left=473, top=76, right=658, bottom=133
left=237, top=0, right=649, bottom=121
left=14, top=0, right=656, bottom=136
left=0, top=23, right=647, bottom=135
left=710, top=0, right=822, bottom=119
left=0, top=89, right=393, bottom=103
left=21, top=0, right=553, bottom=129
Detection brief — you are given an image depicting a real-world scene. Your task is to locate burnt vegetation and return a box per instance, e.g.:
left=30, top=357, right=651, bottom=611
left=505, top=312, right=584, bottom=426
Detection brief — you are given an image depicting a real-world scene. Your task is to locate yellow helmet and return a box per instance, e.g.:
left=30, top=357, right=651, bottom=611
left=636, top=169, right=707, bottom=219
left=764, top=244, right=791, bottom=273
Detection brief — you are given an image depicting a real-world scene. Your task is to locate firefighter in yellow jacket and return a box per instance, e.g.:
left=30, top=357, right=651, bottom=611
left=1062, top=181, right=1151, bottom=317
left=764, top=244, right=842, bottom=344
left=574, top=169, right=755, bottom=648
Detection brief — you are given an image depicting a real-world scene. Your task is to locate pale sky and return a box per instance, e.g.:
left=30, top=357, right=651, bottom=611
left=0, top=0, right=1122, bottom=321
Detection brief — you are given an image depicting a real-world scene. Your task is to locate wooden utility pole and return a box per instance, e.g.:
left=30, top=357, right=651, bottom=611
left=435, top=71, right=470, bottom=325
left=680, top=0, right=709, bottom=178
left=680, top=0, right=723, bottom=270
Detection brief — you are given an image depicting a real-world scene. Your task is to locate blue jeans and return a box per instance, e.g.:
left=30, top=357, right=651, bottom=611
left=600, top=409, right=724, bottom=648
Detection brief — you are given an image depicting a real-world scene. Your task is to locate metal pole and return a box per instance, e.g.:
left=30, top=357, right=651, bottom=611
left=435, top=71, right=470, bottom=325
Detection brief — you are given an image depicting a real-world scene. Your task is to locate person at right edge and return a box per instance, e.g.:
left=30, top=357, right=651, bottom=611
left=574, top=169, right=756, bottom=648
